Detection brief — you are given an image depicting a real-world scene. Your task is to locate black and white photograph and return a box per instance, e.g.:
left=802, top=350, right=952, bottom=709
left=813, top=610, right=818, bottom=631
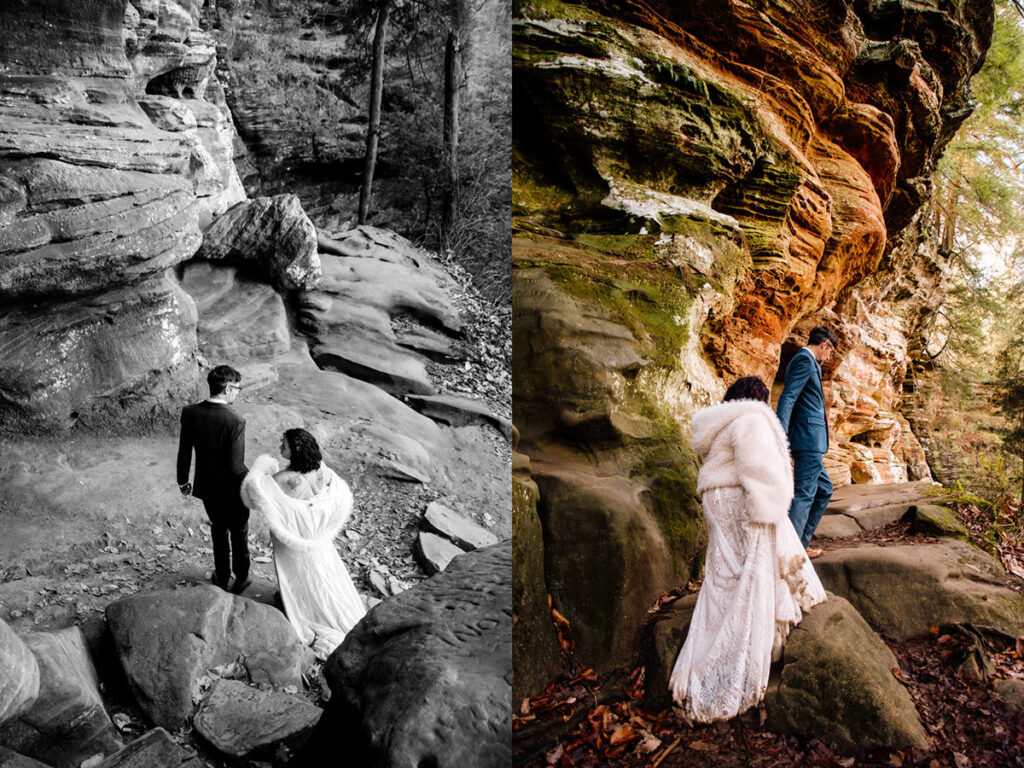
left=0, top=0, right=510, bottom=765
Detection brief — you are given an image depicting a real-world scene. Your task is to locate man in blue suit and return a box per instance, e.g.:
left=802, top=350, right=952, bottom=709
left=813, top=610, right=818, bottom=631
left=776, top=326, right=838, bottom=558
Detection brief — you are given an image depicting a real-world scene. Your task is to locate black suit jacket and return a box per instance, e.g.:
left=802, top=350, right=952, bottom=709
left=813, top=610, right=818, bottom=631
left=177, top=401, right=248, bottom=501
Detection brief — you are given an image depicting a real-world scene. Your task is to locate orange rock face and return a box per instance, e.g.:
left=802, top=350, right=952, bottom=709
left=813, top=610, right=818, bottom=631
left=516, top=0, right=991, bottom=486
left=513, top=0, right=992, bottom=675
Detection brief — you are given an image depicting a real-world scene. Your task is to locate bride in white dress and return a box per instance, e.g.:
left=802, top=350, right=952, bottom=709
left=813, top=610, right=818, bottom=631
left=241, top=428, right=366, bottom=660
left=669, top=376, right=827, bottom=722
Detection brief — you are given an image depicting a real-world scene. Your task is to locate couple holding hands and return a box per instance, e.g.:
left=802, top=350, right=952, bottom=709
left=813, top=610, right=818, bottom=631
left=175, top=365, right=365, bottom=660
left=670, top=326, right=839, bottom=722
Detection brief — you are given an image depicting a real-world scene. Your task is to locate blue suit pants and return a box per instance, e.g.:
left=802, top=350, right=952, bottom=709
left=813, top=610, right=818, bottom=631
left=789, top=451, right=833, bottom=548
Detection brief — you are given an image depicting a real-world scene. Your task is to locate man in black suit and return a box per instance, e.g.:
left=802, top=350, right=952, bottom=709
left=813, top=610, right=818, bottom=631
left=177, top=365, right=252, bottom=594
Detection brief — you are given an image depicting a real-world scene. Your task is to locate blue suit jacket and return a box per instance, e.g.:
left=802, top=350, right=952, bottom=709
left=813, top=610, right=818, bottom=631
left=776, top=347, right=829, bottom=453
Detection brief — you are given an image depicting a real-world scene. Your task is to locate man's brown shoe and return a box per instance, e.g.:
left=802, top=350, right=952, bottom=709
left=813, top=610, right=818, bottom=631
left=805, top=547, right=824, bottom=560
left=230, top=576, right=253, bottom=595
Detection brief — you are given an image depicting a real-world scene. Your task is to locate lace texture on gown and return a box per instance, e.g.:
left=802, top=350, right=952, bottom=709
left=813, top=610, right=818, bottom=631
left=242, top=455, right=367, bottom=660
left=668, top=487, right=826, bottom=722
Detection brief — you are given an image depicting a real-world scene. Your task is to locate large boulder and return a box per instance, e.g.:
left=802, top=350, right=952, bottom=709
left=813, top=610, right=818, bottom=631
left=0, top=620, right=39, bottom=726
left=814, top=539, right=1024, bottom=640
left=105, top=586, right=310, bottom=729
left=514, top=266, right=706, bottom=674
left=764, top=595, right=930, bottom=754
left=293, top=542, right=512, bottom=768
left=640, top=594, right=929, bottom=753
left=0, top=628, right=122, bottom=768
left=512, top=448, right=561, bottom=703
left=0, top=277, right=199, bottom=431
left=196, top=195, right=321, bottom=292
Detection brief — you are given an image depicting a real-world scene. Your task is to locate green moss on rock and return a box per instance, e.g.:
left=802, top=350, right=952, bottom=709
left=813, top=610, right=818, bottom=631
left=908, top=504, right=970, bottom=541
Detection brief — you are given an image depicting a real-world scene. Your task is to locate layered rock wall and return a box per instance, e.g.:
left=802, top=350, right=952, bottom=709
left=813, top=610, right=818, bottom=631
left=512, top=0, right=992, bottom=679
left=0, top=0, right=246, bottom=431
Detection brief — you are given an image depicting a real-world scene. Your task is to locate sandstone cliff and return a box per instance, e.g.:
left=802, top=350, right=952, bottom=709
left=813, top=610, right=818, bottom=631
left=0, top=0, right=245, bottom=430
left=512, top=0, right=993, bottom=678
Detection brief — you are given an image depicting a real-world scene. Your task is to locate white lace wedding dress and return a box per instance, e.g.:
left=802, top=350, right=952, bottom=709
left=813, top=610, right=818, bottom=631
left=241, top=454, right=366, bottom=660
left=668, top=400, right=827, bottom=722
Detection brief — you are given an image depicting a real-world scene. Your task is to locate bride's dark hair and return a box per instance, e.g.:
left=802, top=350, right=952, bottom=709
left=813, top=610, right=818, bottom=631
left=283, top=428, right=322, bottom=473
left=723, top=376, right=770, bottom=404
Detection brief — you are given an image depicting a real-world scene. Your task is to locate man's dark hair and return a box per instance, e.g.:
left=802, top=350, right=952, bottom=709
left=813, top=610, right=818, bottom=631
left=207, top=365, right=241, bottom=396
left=284, top=428, right=323, bottom=473
left=723, top=376, right=770, bottom=404
left=807, top=326, right=838, bottom=347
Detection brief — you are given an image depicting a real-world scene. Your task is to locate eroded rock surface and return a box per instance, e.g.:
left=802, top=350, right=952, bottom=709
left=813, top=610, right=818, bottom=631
left=764, top=595, right=930, bottom=754
left=512, top=445, right=561, bottom=703
left=181, top=262, right=291, bottom=362
left=0, top=0, right=248, bottom=430
left=814, top=539, right=1024, bottom=640
left=193, top=679, right=321, bottom=759
left=0, top=628, right=122, bottom=768
left=196, top=195, right=321, bottom=292
left=641, top=594, right=929, bottom=753
left=105, top=586, right=309, bottom=729
left=300, top=227, right=462, bottom=396
left=0, top=620, right=38, bottom=727
left=296, top=543, right=512, bottom=768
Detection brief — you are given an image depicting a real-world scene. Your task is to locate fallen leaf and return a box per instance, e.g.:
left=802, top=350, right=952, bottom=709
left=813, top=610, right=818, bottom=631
left=609, top=724, right=636, bottom=745
left=891, top=667, right=913, bottom=685
left=635, top=731, right=662, bottom=756
left=688, top=739, right=719, bottom=752
left=545, top=744, right=564, bottom=765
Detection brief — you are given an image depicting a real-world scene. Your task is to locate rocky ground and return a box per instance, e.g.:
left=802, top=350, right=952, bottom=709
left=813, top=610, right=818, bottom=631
left=0, top=230, right=511, bottom=767
left=513, top=482, right=1024, bottom=768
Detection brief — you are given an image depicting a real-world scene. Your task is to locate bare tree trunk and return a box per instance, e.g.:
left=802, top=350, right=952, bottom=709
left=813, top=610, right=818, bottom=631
left=359, top=0, right=390, bottom=226
left=441, top=29, right=460, bottom=248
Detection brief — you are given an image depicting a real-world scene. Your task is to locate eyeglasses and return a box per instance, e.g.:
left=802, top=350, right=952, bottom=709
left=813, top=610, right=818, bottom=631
left=225, top=384, right=241, bottom=391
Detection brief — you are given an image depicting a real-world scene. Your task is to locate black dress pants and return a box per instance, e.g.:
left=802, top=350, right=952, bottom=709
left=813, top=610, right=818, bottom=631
left=201, top=495, right=250, bottom=585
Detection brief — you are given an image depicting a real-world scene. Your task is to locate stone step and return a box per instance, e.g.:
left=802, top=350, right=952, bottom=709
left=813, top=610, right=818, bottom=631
left=414, top=532, right=464, bottom=575
left=193, top=679, right=322, bottom=759
left=422, top=502, right=499, bottom=551
left=812, top=539, right=1024, bottom=641
left=814, top=503, right=913, bottom=539
left=827, top=480, right=936, bottom=514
